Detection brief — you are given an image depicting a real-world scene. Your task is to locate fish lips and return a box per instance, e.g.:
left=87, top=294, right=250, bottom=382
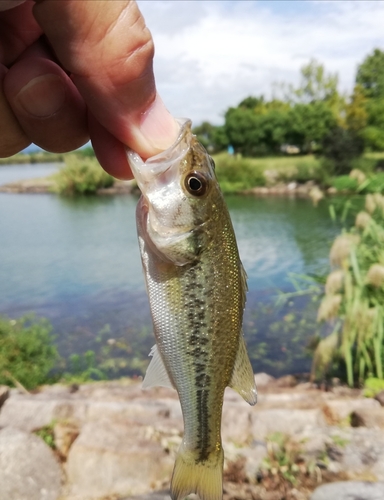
left=126, top=117, right=191, bottom=195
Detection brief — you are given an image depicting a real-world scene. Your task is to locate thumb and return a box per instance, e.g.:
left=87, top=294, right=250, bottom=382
left=33, top=0, right=178, bottom=160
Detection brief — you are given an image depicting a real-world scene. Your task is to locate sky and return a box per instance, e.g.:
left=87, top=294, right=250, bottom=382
left=137, top=0, right=384, bottom=126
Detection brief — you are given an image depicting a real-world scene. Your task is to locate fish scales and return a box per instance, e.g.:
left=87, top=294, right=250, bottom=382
left=128, top=119, right=257, bottom=500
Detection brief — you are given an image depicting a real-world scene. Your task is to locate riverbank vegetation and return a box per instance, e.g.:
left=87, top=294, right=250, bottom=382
left=52, top=155, right=114, bottom=195
left=0, top=315, right=58, bottom=390
left=309, top=193, right=384, bottom=387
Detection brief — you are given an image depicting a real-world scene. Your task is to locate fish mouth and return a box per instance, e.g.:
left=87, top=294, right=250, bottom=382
left=127, top=118, right=192, bottom=189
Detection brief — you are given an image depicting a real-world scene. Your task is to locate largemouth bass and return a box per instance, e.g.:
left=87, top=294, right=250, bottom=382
left=127, top=119, right=257, bottom=500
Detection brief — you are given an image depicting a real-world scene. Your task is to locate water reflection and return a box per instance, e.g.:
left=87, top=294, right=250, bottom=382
left=0, top=182, right=342, bottom=376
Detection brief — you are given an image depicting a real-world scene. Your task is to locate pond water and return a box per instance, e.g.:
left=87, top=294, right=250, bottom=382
left=0, top=162, right=61, bottom=185
left=0, top=164, right=343, bottom=377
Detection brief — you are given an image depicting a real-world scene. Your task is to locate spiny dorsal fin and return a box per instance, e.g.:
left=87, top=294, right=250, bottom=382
left=229, top=333, right=257, bottom=405
left=142, top=344, right=175, bottom=390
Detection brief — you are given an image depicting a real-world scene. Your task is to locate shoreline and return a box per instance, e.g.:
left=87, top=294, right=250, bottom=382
left=0, top=177, right=138, bottom=195
left=0, top=177, right=334, bottom=198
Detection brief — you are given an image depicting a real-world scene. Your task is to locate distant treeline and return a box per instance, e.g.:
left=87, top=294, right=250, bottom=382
left=193, top=49, right=384, bottom=165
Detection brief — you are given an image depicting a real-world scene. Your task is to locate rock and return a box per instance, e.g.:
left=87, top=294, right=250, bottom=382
left=322, top=398, right=381, bottom=424
left=251, top=409, right=325, bottom=439
left=310, top=480, right=384, bottom=500
left=0, top=392, right=181, bottom=433
left=254, top=373, right=275, bottom=386
left=54, top=420, right=80, bottom=459
left=351, top=407, right=384, bottom=429
left=0, top=427, right=63, bottom=500
left=221, top=403, right=252, bottom=444
left=275, top=374, right=298, bottom=387
left=326, top=427, right=384, bottom=479
left=65, top=420, right=174, bottom=498
left=374, top=390, right=384, bottom=406
left=0, top=385, right=9, bottom=409
left=0, top=396, right=88, bottom=432
left=122, top=491, right=170, bottom=500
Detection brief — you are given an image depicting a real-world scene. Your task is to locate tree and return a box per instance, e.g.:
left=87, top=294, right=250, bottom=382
left=321, top=127, right=365, bottom=175
left=345, top=84, right=368, bottom=132
left=356, top=48, right=384, bottom=100
left=287, top=101, right=337, bottom=153
left=293, top=59, right=340, bottom=104
left=224, top=105, right=290, bottom=156
left=193, top=121, right=228, bottom=154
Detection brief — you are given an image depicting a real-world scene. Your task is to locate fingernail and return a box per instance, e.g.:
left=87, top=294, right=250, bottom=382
left=139, top=95, right=180, bottom=153
left=16, top=74, right=66, bottom=117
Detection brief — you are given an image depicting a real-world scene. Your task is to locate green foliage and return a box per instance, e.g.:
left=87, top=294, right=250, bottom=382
left=331, top=176, right=359, bottom=192
left=53, top=155, right=114, bottom=195
left=292, top=59, right=340, bottom=105
left=77, top=145, right=96, bottom=157
left=193, top=121, right=228, bottom=154
left=62, top=350, right=107, bottom=383
left=287, top=102, right=337, bottom=153
left=214, top=154, right=266, bottom=193
left=345, top=85, right=368, bottom=132
left=0, top=315, right=58, bottom=389
left=356, top=48, right=384, bottom=100
left=320, top=127, right=365, bottom=175
left=261, top=433, right=303, bottom=486
left=361, top=173, right=384, bottom=193
left=224, top=96, right=292, bottom=156
left=313, top=193, right=384, bottom=386
left=35, top=423, right=56, bottom=449
left=363, top=376, right=384, bottom=397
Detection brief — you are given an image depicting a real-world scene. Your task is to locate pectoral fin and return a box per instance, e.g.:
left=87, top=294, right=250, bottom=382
left=142, top=344, right=175, bottom=390
left=229, top=334, right=257, bottom=405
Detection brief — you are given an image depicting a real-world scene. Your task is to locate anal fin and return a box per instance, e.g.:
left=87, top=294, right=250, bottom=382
left=229, top=333, right=257, bottom=405
left=142, top=344, right=175, bottom=390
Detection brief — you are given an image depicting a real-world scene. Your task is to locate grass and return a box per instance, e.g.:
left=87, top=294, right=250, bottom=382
left=313, top=193, right=384, bottom=386
left=213, top=152, right=322, bottom=193
left=0, top=314, right=59, bottom=390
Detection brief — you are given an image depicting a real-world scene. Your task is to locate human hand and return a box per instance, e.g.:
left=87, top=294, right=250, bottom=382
left=0, top=0, right=179, bottom=178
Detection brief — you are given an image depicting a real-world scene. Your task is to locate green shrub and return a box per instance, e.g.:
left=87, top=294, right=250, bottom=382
left=61, top=350, right=107, bottom=384
left=215, top=154, right=266, bottom=193
left=320, top=127, right=365, bottom=176
left=361, top=173, right=384, bottom=193
left=332, top=176, right=359, bottom=192
left=0, top=315, right=58, bottom=389
left=363, top=377, right=384, bottom=397
left=53, top=155, right=114, bottom=195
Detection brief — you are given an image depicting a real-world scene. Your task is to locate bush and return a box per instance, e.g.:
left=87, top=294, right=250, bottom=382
left=0, top=315, right=59, bottom=389
left=331, top=176, right=359, bottom=192
left=53, top=155, right=114, bottom=195
left=320, top=127, right=365, bottom=176
left=214, top=154, right=266, bottom=193
left=361, top=173, right=384, bottom=193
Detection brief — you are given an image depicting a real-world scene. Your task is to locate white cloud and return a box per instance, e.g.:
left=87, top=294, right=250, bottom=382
left=137, top=0, right=384, bottom=125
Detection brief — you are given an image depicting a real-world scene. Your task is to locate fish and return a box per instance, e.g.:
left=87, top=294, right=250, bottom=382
left=127, top=118, right=257, bottom=500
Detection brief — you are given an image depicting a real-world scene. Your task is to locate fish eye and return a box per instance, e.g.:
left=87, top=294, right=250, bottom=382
left=185, top=172, right=208, bottom=196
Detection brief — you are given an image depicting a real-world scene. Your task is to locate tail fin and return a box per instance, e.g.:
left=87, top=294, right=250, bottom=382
left=171, top=445, right=224, bottom=500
